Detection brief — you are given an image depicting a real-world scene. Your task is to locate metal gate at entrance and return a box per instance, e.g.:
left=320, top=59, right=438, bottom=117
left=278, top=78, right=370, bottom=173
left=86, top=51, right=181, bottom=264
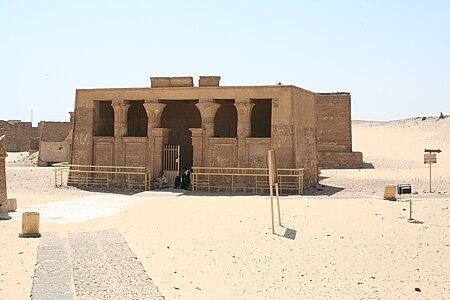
left=163, top=144, right=180, bottom=185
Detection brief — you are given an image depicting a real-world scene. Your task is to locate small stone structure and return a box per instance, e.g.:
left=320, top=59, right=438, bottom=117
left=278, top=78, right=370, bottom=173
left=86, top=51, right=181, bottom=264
left=38, top=119, right=73, bottom=166
left=0, top=120, right=32, bottom=152
left=315, top=93, right=363, bottom=168
left=70, top=76, right=363, bottom=191
left=0, top=135, right=11, bottom=220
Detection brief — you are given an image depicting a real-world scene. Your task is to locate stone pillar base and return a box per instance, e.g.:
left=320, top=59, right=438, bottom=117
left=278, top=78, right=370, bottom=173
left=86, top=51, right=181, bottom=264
left=19, top=212, right=41, bottom=238
left=8, top=198, right=17, bottom=212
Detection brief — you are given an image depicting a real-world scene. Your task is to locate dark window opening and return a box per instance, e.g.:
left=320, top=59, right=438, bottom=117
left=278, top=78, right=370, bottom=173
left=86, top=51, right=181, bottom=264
left=93, top=100, right=114, bottom=136
left=161, top=100, right=201, bottom=169
left=127, top=101, right=148, bottom=137
left=251, top=99, right=272, bottom=137
left=214, top=100, right=237, bottom=138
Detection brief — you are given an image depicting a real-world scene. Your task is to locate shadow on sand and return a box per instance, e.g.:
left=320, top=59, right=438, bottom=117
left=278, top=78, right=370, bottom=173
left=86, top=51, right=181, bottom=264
left=362, top=162, right=375, bottom=169
left=55, top=185, right=140, bottom=196
left=275, top=226, right=297, bottom=240
left=408, top=219, right=424, bottom=224
left=304, top=185, right=345, bottom=196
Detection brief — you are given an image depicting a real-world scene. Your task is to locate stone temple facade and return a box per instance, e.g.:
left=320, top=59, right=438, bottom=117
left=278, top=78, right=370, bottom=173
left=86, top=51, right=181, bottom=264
left=70, top=76, right=363, bottom=189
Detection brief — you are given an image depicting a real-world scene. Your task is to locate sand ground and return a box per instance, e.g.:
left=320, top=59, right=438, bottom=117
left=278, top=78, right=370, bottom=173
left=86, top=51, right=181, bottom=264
left=0, top=117, right=449, bottom=299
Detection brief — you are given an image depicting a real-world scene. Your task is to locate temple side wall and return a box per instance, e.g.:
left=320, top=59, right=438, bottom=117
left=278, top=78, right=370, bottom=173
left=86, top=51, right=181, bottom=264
left=292, top=88, right=319, bottom=187
left=315, top=93, right=363, bottom=169
left=71, top=90, right=95, bottom=166
left=270, top=90, right=295, bottom=169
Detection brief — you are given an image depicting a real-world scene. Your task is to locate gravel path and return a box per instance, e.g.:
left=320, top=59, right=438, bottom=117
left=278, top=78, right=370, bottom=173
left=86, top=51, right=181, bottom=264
left=32, top=232, right=75, bottom=300
left=32, top=229, right=164, bottom=300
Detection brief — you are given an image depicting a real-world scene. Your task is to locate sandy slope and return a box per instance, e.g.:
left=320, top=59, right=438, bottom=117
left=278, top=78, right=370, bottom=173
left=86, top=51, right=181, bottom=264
left=318, top=117, right=450, bottom=198
left=0, top=117, right=449, bottom=299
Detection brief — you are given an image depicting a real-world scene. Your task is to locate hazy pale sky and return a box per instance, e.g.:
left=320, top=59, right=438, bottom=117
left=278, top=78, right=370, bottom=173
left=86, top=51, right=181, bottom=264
left=1, top=1, right=449, bottom=124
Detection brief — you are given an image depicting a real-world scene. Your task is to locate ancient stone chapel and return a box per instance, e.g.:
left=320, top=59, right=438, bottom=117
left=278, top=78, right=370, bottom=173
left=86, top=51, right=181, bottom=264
left=70, top=76, right=362, bottom=190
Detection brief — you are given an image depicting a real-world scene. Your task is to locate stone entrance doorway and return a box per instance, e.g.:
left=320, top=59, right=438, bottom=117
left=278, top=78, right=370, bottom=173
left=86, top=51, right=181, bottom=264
left=161, top=100, right=201, bottom=170
left=162, top=144, right=180, bottom=185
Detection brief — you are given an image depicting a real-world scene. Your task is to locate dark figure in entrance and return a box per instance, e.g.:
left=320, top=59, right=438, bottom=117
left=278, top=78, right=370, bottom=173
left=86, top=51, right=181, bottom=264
left=175, top=166, right=191, bottom=189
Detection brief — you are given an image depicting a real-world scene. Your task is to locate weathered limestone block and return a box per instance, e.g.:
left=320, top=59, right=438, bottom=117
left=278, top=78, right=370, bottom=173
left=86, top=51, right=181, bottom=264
left=150, top=77, right=193, bottom=87
left=199, top=76, right=221, bottom=87
left=19, top=212, right=41, bottom=238
left=170, top=77, right=194, bottom=87
left=384, top=185, right=397, bottom=201
left=8, top=198, right=17, bottom=212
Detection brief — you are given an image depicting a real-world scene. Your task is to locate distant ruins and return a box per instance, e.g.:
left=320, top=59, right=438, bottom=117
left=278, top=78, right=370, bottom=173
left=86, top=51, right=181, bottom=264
left=0, top=120, right=32, bottom=152
left=37, top=113, right=74, bottom=166
left=70, top=76, right=363, bottom=190
left=0, top=135, right=11, bottom=220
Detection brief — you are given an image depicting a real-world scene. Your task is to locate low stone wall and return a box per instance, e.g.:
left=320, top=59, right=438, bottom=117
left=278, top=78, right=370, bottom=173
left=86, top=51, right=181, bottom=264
left=318, top=151, right=364, bottom=169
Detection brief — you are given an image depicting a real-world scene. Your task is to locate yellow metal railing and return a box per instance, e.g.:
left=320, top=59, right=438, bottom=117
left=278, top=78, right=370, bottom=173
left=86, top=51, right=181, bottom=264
left=191, top=167, right=304, bottom=194
left=53, top=162, right=151, bottom=190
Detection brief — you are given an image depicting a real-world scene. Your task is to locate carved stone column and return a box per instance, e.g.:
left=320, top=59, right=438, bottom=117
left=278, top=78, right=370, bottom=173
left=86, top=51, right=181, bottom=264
left=143, top=102, right=167, bottom=177
left=143, top=102, right=167, bottom=137
left=0, top=135, right=11, bottom=220
left=189, top=128, right=204, bottom=167
left=150, top=128, right=171, bottom=180
left=111, top=101, right=130, bottom=137
left=195, top=102, right=220, bottom=138
left=234, top=102, right=255, bottom=138
left=195, top=101, right=220, bottom=167
left=111, top=101, right=130, bottom=167
left=234, top=101, right=254, bottom=167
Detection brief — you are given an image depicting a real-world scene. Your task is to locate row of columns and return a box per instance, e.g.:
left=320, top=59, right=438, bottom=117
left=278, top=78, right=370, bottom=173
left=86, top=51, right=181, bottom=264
left=109, top=99, right=257, bottom=176
left=110, top=99, right=255, bottom=139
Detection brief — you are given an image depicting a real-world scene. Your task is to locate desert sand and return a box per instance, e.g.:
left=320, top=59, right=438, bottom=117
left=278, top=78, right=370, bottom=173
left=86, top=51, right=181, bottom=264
left=0, top=117, right=449, bottom=299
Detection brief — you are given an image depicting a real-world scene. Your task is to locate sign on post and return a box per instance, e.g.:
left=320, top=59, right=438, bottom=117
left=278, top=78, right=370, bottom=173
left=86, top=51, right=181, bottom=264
left=268, top=150, right=281, bottom=234
left=424, top=154, right=437, bottom=164
left=424, top=149, right=442, bottom=193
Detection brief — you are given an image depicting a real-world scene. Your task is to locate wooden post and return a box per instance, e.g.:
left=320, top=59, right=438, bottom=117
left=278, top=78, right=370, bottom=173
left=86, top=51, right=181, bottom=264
left=275, top=182, right=281, bottom=226
left=408, top=195, right=413, bottom=220
left=269, top=170, right=275, bottom=234
left=268, top=150, right=281, bottom=234
left=429, top=162, right=432, bottom=193
left=424, top=149, right=441, bottom=193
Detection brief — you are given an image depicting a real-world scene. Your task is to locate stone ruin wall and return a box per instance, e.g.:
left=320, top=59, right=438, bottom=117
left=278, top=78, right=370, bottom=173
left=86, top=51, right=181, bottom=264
left=315, top=93, right=363, bottom=169
left=0, top=120, right=32, bottom=152
left=0, top=134, right=10, bottom=219
left=38, top=121, right=73, bottom=166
